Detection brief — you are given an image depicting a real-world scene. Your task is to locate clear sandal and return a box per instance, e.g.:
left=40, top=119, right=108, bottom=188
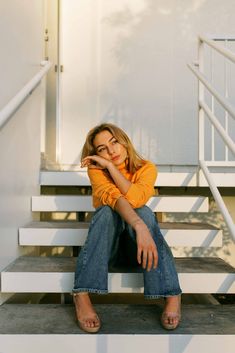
left=73, top=293, right=101, bottom=333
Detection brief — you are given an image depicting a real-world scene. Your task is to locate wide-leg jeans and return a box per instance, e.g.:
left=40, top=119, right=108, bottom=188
left=73, top=205, right=182, bottom=298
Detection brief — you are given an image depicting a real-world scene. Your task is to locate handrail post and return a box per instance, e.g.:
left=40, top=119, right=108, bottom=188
left=198, top=38, right=205, bottom=186
left=198, top=38, right=205, bottom=162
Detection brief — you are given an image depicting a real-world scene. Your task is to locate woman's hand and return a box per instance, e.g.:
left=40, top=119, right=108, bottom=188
left=81, top=155, right=111, bottom=169
left=134, top=220, right=158, bottom=271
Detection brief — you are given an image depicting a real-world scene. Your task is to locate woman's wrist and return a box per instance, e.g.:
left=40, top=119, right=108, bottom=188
left=131, top=218, right=145, bottom=230
left=106, top=161, right=115, bottom=171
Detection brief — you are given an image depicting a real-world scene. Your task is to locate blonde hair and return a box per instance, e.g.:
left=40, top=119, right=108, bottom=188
left=81, top=123, right=145, bottom=173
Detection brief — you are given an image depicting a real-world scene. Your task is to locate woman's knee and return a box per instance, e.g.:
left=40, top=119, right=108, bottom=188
left=92, top=205, right=117, bottom=225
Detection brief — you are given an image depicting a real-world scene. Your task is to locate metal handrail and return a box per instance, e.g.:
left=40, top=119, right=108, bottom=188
left=199, top=100, right=235, bottom=156
left=189, top=36, right=235, bottom=241
left=200, top=160, right=235, bottom=241
left=0, top=60, right=52, bottom=130
left=188, top=63, right=235, bottom=121
left=199, top=35, right=235, bottom=64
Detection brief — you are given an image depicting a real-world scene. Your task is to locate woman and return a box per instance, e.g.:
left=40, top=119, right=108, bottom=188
left=72, top=123, right=182, bottom=333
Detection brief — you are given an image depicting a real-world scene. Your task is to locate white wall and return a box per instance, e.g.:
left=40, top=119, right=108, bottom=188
left=0, top=0, right=45, bottom=303
left=58, top=0, right=235, bottom=167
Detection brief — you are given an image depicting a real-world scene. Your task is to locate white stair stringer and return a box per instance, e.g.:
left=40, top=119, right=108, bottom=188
left=1, top=257, right=235, bottom=294
left=19, top=221, right=223, bottom=247
left=31, top=195, right=209, bottom=213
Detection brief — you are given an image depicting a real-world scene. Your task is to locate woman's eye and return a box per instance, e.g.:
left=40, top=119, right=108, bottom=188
left=112, top=140, right=118, bottom=145
left=98, top=147, right=106, bottom=153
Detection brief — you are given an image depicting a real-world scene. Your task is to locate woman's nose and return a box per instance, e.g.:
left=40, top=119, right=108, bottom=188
left=108, top=147, right=115, bottom=155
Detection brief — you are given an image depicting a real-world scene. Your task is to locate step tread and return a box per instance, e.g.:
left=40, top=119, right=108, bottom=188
left=22, top=221, right=220, bottom=230
left=0, top=303, right=235, bottom=334
left=3, top=256, right=235, bottom=274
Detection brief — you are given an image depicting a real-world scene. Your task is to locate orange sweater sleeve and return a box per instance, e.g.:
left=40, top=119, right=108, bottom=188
left=124, top=161, right=157, bottom=208
left=88, top=161, right=157, bottom=209
left=88, top=167, right=122, bottom=209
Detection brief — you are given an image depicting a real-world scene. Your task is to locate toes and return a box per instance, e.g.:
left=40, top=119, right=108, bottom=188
left=84, top=317, right=100, bottom=328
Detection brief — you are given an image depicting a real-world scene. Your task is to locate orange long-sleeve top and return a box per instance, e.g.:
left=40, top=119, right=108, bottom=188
left=88, top=160, right=158, bottom=209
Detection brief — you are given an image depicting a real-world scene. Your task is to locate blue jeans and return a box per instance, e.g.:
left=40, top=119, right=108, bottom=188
left=73, top=205, right=182, bottom=298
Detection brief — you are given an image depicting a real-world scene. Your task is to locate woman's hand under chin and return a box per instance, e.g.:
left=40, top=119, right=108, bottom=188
left=81, top=155, right=112, bottom=169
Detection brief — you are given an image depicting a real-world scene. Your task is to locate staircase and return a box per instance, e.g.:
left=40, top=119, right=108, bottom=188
left=0, top=170, right=235, bottom=353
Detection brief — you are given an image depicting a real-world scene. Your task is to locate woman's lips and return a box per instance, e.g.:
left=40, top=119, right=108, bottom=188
left=112, top=155, right=120, bottom=161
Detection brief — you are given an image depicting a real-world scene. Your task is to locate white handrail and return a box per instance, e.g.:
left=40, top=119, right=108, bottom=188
left=199, top=100, right=235, bottom=156
left=199, top=35, right=235, bottom=64
left=189, top=35, right=235, bottom=243
left=0, top=61, right=52, bottom=129
left=200, top=160, right=235, bottom=241
left=188, top=63, right=235, bottom=121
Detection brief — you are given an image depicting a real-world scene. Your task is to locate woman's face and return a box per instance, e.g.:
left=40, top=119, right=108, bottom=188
left=93, top=130, right=128, bottom=166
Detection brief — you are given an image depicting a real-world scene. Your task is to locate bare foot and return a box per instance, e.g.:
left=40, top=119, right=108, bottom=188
left=161, top=295, right=181, bottom=329
left=73, top=292, right=100, bottom=331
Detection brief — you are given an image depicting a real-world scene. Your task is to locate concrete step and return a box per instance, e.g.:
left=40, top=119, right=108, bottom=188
left=32, top=195, right=209, bottom=212
left=0, top=304, right=235, bottom=353
left=19, top=221, right=222, bottom=247
left=1, top=257, right=235, bottom=293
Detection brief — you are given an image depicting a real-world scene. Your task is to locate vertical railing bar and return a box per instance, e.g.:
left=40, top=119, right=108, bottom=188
left=224, top=39, right=229, bottom=161
left=56, top=0, right=61, bottom=165
left=198, top=39, right=205, bottom=163
left=211, top=46, right=215, bottom=161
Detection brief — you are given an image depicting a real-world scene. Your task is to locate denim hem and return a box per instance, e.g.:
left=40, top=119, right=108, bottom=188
left=144, top=290, right=182, bottom=300
left=72, top=288, right=108, bottom=295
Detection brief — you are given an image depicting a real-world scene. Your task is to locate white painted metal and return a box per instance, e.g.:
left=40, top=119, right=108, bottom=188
left=224, top=39, right=229, bottom=162
left=210, top=46, right=215, bottom=161
left=205, top=161, right=235, bottom=167
left=19, top=222, right=222, bottom=247
left=188, top=63, right=235, bottom=121
left=199, top=100, right=235, bottom=156
left=2, top=270, right=235, bottom=294
left=189, top=36, right=235, bottom=243
left=199, top=35, right=235, bottom=64
left=198, top=38, right=205, bottom=163
left=1, top=334, right=235, bottom=353
left=31, top=195, right=209, bottom=213
left=200, top=160, right=235, bottom=241
left=0, top=61, right=52, bottom=129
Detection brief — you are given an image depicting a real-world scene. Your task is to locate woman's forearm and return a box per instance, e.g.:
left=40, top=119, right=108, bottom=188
left=82, top=155, right=131, bottom=195
left=115, top=196, right=158, bottom=271
left=107, top=163, right=131, bottom=195
left=114, top=196, right=144, bottom=229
